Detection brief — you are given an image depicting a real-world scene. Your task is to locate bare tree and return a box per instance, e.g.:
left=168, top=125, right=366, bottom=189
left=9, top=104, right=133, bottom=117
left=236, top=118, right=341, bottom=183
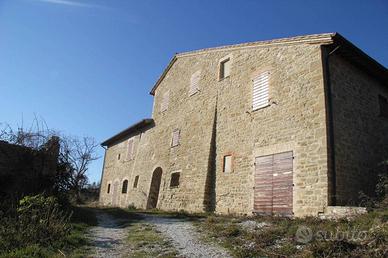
left=0, top=119, right=100, bottom=203
left=59, top=136, right=99, bottom=202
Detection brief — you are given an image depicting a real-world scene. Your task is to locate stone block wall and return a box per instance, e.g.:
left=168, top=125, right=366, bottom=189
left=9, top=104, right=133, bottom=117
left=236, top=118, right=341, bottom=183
left=210, top=44, right=329, bottom=216
left=329, top=55, right=388, bottom=205
left=100, top=41, right=331, bottom=217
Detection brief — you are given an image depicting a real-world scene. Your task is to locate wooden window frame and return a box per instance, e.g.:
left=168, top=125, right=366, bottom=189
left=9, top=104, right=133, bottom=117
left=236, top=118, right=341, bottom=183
left=218, top=55, right=232, bottom=81
left=170, top=171, right=181, bottom=188
left=189, top=70, right=201, bottom=96
left=171, top=129, right=181, bottom=148
left=133, top=175, right=139, bottom=188
left=251, top=69, right=271, bottom=111
left=222, top=153, right=234, bottom=173
left=160, top=91, right=169, bottom=113
left=127, top=138, right=134, bottom=161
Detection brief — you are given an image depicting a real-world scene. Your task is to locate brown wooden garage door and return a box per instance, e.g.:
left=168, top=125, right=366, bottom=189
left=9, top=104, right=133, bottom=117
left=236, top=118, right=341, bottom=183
left=254, top=151, right=293, bottom=215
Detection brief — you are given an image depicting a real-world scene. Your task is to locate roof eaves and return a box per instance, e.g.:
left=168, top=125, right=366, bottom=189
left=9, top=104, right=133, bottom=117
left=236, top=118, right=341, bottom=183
left=150, top=55, right=177, bottom=95
left=101, top=118, right=154, bottom=147
left=331, top=33, right=388, bottom=84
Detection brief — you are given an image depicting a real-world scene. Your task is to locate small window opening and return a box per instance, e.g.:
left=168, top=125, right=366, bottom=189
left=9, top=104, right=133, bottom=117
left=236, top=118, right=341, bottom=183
left=118, top=153, right=121, bottom=160
left=219, top=58, right=231, bottom=79
left=170, top=172, right=180, bottom=188
left=107, top=183, right=111, bottom=194
left=223, top=155, right=233, bottom=173
left=133, top=175, right=139, bottom=188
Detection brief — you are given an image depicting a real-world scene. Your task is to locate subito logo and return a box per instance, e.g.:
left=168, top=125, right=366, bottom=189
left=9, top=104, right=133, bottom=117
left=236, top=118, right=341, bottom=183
left=295, top=226, right=313, bottom=243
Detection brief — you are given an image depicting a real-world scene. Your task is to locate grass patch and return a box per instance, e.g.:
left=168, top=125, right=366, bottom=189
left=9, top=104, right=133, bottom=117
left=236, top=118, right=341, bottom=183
left=126, top=223, right=177, bottom=258
left=53, top=206, right=99, bottom=257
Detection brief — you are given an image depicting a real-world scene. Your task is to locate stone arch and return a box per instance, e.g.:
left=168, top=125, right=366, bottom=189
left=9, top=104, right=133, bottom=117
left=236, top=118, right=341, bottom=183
left=121, top=178, right=129, bottom=194
left=147, top=167, right=163, bottom=209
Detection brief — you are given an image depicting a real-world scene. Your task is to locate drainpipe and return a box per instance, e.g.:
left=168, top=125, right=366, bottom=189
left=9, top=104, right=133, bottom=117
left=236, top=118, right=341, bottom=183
left=97, top=145, right=108, bottom=205
left=321, top=45, right=341, bottom=206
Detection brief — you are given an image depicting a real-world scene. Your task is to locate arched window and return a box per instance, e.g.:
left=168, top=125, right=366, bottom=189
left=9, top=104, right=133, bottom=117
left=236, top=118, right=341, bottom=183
left=122, top=180, right=128, bottom=194
left=107, top=183, right=111, bottom=194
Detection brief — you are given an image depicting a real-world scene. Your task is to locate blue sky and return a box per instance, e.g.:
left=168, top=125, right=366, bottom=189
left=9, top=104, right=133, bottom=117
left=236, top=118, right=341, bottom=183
left=0, top=0, right=387, bottom=183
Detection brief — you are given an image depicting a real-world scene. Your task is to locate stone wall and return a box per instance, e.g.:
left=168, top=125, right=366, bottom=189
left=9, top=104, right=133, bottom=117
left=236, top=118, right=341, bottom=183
left=99, top=41, right=330, bottom=217
left=0, top=137, right=59, bottom=198
left=329, top=54, right=388, bottom=205
left=211, top=44, right=328, bottom=216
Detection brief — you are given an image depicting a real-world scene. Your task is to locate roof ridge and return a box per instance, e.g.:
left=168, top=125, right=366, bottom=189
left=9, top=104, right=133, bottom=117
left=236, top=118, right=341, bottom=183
left=177, top=32, right=336, bottom=57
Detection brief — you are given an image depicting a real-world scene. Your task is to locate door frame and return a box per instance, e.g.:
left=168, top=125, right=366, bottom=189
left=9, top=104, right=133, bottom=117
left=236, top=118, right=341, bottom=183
left=253, top=150, right=294, bottom=215
left=147, top=167, right=163, bottom=209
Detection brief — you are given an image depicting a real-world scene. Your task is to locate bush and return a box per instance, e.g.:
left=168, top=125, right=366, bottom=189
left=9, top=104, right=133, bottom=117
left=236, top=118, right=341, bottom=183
left=0, top=194, right=71, bottom=255
left=0, top=245, right=53, bottom=258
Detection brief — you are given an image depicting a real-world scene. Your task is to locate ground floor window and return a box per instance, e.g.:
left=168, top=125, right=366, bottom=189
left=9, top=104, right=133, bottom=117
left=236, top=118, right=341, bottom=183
left=170, top=172, right=180, bottom=188
left=133, top=175, right=139, bottom=188
left=122, top=180, right=128, bottom=193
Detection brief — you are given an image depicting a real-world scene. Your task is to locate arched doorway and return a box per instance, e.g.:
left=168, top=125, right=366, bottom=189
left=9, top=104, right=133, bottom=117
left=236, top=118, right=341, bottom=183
left=147, top=167, right=163, bottom=209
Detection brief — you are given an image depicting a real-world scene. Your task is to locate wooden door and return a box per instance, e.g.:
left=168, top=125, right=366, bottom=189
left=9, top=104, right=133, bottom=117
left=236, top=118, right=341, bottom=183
left=254, top=151, right=293, bottom=215
left=272, top=152, right=293, bottom=214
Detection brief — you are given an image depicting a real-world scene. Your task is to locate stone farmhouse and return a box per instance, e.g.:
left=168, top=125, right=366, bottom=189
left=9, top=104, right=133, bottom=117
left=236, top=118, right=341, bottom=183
left=99, top=33, right=388, bottom=217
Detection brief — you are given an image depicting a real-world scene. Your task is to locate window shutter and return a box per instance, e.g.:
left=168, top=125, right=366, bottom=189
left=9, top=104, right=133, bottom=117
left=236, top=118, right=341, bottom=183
left=252, top=71, right=270, bottom=110
left=161, top=91, right=169, bottom=112
left=172, top=129, right=180, bottom=147
left=127, top=139, right=133, bottom=160
left=189, top=70, right=201, bottom=95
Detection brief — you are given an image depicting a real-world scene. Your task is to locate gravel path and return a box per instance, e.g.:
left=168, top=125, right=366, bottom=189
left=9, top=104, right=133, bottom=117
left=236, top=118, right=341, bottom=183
left=87, top=210, right=231, bottom=258
left=87, top=211, right=132, bottom=258
left=144, top=215, right=232, bottom=258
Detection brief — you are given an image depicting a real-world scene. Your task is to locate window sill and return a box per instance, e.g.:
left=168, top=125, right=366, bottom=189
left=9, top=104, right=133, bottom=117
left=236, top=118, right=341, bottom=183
left=189, top=90, right=199, bottom=97
left=252, top=104, right=270, bottom=112
left=218, top=75, right=230, bottom=82
left=169, top=186, right=179, bottom=189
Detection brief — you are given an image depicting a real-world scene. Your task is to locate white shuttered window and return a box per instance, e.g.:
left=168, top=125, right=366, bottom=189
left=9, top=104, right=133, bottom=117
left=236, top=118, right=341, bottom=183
left=127, top=138, right=134, bottom=160
left=171, top=129, right=180, bottom=147
left=160, top=91, right=169, bottom=112
left=252, top=71, right=270, bottom=110
left=189, top=70, right=201, bottom=95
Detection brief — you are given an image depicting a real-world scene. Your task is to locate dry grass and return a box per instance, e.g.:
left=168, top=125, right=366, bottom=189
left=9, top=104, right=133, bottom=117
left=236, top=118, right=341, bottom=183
left=195, top=209, right=388, bottom=257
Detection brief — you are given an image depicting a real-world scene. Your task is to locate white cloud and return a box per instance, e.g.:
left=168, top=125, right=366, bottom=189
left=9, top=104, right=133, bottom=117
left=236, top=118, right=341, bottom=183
left=34, top=0, right=107, bottom=9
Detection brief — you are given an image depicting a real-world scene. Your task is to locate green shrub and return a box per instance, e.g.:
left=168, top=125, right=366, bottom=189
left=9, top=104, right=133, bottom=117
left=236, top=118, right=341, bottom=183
left=0, top=194, right=71, bottom=255
left=0, top=245, right=53, bottom=258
